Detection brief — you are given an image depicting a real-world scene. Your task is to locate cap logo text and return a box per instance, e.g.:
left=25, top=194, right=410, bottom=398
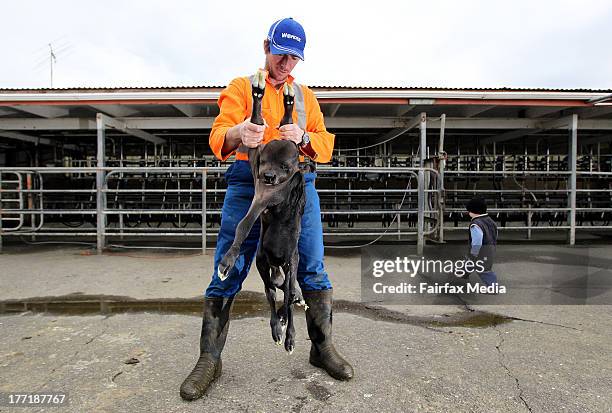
left=281, top=32, right=301, bottom=42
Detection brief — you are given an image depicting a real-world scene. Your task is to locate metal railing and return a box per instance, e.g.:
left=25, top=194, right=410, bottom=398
left=0, top=166, right=443, bottom=254
left=441, top=170, right=612, bottom=237
left=1, top=165, right=610, bottom=252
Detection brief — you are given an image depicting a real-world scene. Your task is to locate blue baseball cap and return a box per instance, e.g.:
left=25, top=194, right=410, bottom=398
left=267, top=17, right=306, bottom=61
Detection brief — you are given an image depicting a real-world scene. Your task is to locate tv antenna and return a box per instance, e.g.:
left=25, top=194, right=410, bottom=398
left=32, top=38, right=73, bottom=87
left=49, top=43, right=57, bottom=88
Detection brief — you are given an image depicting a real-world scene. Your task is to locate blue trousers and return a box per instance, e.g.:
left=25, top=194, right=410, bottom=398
left=479, top=271, right=498, bottom=287
left=205, top=161, right=332, bottom=297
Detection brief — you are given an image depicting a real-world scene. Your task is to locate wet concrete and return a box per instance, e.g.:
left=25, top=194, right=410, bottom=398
left=0, top=292, right=267, bottom=318
left=0, top=292, right=514, bottom=329
left=1, top=245, right=611, bottom=412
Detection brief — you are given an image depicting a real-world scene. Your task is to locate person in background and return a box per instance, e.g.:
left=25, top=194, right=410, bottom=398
left=465, top=197, right=498, bottom=287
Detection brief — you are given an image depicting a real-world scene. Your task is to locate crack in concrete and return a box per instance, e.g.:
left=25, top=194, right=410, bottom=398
left=453, top=291, right=581, bottom=331
left=424, top=286, right=583, bottom=332
left=505, top=316, right=581, bottom=331
left=494, top=326, right=533, bottom=413
left=85, top=326, right=109, bottom=345
left=111, top=371, right=123, bottom=383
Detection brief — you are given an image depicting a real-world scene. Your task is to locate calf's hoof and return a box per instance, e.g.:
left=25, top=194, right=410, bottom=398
left=271, top=319, right=284, bottom=346
left=285, top=335, right=295, bottom=354
left=217, top=253, right=237, bottom=281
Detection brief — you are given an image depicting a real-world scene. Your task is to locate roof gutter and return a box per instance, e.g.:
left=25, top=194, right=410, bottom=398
left=0, top=90, right=608, bottom=104
left=313, top=90, right=608, bottom=101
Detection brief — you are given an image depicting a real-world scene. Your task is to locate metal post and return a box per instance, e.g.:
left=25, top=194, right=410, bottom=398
left=397, top=211, right=401, bottom=240
left=568, top=114, right=578, bottom=245
left=597, top=142, right=601, bottom=172
left=28, top=173, right=35, bottom=241
left=119, top=203, right=124, bottom=240
left=120, top=136, right=124, bottom=177
left=96, top=114, right=106, bottom=254
left=201, top=169, right=207, bottom=254
left=0, top=171, right=3, bottom=253
left=527, top=205, right=532, bottom=239
left=417, top=112, right=426, bottom=255
left=438, top=114, right=446, bottom=243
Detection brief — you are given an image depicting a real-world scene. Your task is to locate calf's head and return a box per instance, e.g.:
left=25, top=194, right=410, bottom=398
left=255, top=140, right=300, bottom=186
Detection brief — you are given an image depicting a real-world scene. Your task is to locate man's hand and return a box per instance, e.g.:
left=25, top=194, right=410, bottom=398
left=279, top=124, right=304, bottom=145
left=237, top=119, right=266, bottom=148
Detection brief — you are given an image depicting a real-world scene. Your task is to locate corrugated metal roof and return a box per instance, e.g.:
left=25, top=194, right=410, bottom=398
left=311, top=86, right=612, bottom=93
left=0, top=85, right=611, bottom=93
left=0, top=86, right=226, bottom=93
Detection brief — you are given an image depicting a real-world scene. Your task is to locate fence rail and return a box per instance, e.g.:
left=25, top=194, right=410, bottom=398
left=1, top=164, right=611, bottom=253
left=0, top=166, right=446, bottom=253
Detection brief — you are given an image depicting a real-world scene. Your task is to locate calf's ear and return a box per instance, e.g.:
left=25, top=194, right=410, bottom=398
left=288, top=172, right=305, bottom=211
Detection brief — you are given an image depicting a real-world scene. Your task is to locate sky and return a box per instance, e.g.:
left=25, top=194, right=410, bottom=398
left=1, top=0, right=611, bottom=90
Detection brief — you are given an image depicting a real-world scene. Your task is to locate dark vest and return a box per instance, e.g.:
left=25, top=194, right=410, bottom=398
left=468, top=214, right=498, bottom=271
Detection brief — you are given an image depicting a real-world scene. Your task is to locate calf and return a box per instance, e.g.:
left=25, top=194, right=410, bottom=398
left=218, top=70, right=307, bottom=353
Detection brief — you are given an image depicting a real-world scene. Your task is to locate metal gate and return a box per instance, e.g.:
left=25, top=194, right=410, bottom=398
left=0, top=171, right=25, bottom=231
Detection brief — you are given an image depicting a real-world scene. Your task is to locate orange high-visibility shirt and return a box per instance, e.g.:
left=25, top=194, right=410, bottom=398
left=209, top=73, right=335, bottom=163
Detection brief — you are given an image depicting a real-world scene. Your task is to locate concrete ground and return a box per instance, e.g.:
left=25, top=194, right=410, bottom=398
left=0, top=242, right=611, bottom=412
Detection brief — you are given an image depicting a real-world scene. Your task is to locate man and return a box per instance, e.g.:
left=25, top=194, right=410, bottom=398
left=180, top=17, right=354, bottom=401
left=465, top=197, right=498, bottom=287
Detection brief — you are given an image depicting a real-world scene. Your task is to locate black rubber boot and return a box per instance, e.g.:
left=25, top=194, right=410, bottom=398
left=304, top=289, right=354, bottom=381
left=180, top=296, right=233, bottom=401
